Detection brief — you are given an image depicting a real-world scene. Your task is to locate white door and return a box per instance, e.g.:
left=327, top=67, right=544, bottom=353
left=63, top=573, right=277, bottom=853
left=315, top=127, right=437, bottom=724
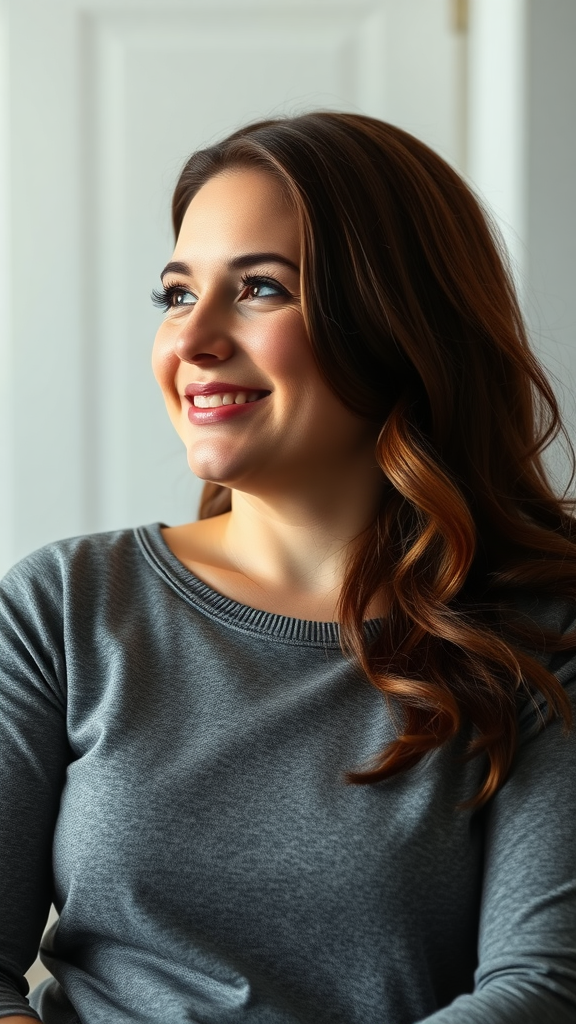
left=0, top=0, right=465, bottom=575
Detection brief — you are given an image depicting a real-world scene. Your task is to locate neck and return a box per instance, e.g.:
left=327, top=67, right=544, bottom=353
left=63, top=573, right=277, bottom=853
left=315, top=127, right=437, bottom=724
left=216, top=463, right=384, bottom=603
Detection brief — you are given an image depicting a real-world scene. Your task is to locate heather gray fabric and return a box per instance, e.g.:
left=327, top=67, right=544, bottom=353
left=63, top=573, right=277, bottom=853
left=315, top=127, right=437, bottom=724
left=0, top=523, right=575, bottom=1024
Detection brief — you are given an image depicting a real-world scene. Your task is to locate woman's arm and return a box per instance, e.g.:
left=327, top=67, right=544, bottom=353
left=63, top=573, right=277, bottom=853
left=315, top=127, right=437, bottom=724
left=417, top=650, right=576, bottom=1023
left=0, top=550, right=68, bottom=1021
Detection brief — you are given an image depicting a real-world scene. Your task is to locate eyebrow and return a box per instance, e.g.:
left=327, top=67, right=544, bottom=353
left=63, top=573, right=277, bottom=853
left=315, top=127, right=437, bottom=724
left=160, top=252, right=300, bottom=280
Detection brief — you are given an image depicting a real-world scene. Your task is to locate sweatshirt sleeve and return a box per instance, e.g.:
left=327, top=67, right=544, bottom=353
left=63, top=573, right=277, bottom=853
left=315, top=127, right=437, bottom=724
left=0, top=549, right=70, bottom=1020
left=418, top=635, right=576, bottom=1023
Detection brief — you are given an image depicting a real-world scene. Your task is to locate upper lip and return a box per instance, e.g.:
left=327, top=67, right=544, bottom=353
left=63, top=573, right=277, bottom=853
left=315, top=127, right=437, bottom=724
left=184, top=382, right=270, bottom=397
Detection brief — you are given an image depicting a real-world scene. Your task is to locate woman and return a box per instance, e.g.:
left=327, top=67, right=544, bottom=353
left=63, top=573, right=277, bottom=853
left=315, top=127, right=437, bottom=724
left=1, top=112, right=575, bottom=1024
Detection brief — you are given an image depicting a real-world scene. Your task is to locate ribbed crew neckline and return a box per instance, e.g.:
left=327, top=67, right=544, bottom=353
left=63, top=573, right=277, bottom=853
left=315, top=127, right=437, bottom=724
left=135, top=522, right=383, bottom=649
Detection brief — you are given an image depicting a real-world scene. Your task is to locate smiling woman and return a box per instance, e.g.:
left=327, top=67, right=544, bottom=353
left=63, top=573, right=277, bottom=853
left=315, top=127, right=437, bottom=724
left=1, top=113, right=576, bottom=1024
left=149, top=165, right=384, bottom=624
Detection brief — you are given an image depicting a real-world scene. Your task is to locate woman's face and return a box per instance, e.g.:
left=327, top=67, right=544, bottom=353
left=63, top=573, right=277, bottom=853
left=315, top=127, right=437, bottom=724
left=152, top=167, right=378, bottom=497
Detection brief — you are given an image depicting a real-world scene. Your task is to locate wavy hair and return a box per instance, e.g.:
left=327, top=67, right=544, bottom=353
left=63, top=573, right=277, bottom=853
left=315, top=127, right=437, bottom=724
left=171, top=112, right=576, bottom=807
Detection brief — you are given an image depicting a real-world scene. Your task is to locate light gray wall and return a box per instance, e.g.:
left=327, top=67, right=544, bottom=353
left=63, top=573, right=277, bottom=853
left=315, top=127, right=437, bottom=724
left=526, top=0, right=576, bottom=488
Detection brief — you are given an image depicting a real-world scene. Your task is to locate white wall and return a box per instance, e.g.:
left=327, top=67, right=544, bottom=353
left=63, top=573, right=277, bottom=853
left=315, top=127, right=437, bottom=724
left=467, top=0, right=527, bottom=282
left=526, top=0, right=576, bottom=481
left=467, top=0, right=576, bottom=495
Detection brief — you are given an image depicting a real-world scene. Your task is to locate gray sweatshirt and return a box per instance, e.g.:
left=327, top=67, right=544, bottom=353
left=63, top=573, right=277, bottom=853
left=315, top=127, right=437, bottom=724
left=0, top=523, right=575, bottom=1024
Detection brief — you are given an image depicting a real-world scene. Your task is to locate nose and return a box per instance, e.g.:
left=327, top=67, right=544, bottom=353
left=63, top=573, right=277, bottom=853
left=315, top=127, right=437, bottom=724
left=174, top=297, right=235, bottom=365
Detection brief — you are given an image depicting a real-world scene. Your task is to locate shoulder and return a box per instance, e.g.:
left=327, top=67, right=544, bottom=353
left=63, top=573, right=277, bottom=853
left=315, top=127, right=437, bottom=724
left=508, top=591, right=576, bottom=673
left=0, top=526, right=166, bottom=684
left=0, top=525, right=154, bottom=613
left=510, top=590, right=576, bottom=633
left=504, top=591, right=576, bottom=739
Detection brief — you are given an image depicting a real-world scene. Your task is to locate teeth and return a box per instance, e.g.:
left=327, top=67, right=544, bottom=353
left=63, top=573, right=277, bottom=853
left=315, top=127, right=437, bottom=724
left=193, top=390, right=263, bottom=408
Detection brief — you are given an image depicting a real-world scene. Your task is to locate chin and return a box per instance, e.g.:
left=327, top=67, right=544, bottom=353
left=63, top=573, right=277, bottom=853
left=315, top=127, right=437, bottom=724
left=186, top=450, right=236, bottom=487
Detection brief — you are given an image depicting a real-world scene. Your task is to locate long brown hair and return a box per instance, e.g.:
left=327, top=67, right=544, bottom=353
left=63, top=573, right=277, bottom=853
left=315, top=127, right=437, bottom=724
left=172, top=112, right=575, bottom=807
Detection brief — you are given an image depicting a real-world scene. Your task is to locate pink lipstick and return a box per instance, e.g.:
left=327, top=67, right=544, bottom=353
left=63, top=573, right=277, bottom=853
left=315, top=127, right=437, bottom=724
left=184, top=382, right=271, bottom=425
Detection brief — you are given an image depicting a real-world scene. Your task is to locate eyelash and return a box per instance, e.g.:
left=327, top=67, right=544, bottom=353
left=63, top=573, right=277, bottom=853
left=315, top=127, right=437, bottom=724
left=151, top=273, right=288, bottom=312
left=151, top=284, right=189, bottom=312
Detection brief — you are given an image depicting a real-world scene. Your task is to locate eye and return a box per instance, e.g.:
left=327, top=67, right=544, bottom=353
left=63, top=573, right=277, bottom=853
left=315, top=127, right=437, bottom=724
left=151, top=284, right=197, bottom=312
left=239, top=274, right=289, bottom=300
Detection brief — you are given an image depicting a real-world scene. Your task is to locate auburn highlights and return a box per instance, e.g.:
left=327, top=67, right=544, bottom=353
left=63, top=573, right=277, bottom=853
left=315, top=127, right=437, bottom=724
left=172, top=112, right=576, bottom=807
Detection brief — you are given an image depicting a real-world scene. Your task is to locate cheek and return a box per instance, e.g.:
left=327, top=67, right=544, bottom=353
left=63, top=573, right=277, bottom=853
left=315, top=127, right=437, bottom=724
left=151, top=327, right=179, bottom=395
left=254, top=315, right=315, bottom=383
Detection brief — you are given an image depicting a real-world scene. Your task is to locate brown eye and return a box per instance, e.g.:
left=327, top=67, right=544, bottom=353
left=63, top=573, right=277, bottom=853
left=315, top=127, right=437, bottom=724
left=168, top=288, right=195, bottom=307
left=151, top=285, right=196, bottom=312
left=239, top=274, right=287, bottom=300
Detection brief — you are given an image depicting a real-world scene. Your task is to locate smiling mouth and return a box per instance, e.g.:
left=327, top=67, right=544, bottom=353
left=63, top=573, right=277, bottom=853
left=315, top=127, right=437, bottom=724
left=189, top=390, right=270, bottom=408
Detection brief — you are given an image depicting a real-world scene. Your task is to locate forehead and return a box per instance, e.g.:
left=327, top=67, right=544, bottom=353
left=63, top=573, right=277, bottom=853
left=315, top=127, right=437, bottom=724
left=174, top=168, right=299, bottom=263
